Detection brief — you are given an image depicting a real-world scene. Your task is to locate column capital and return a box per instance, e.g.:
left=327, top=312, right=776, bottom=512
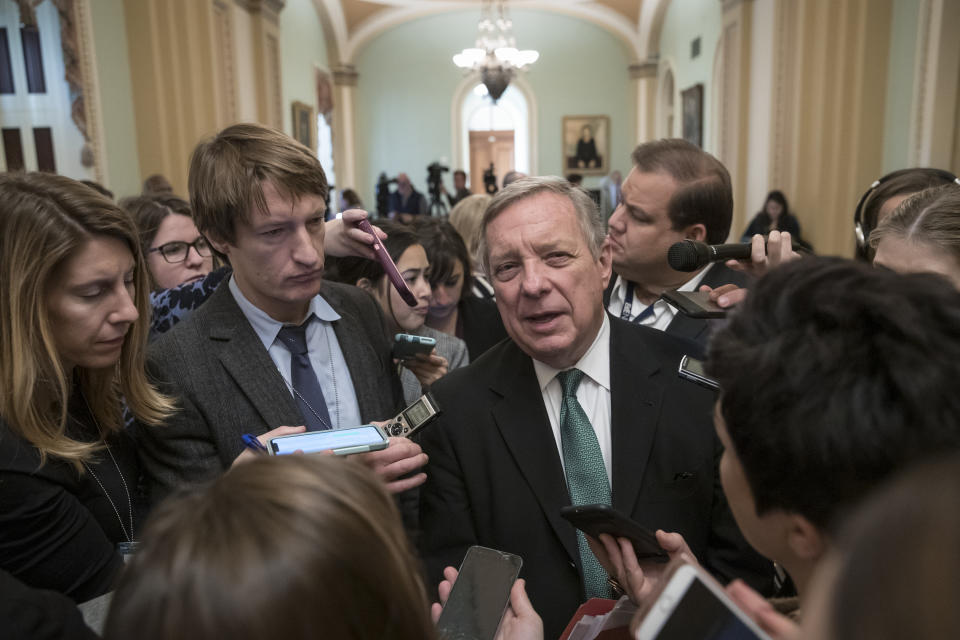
left=721, top=0, right=753, bottom=13
left=629, top=58, right=658, bottom=79
left=333, top=64, right=359, bottom=87
left=236, top=0, right=284, bottom=16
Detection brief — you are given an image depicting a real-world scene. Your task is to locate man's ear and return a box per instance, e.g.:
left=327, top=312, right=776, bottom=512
left=356, top=277, right=374, bottom=292
left=598, top=240, right=614, bottom=289
left=785, top=514, right=827, bottom=562
left=684, top=223, right=708, bottom=243
left=205, top=231, right=232, bottom=257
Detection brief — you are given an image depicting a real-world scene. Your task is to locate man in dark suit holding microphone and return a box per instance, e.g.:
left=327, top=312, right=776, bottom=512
left=418, top=176, right=772, bottom=639
left=603, top=139, right=748, bottom=348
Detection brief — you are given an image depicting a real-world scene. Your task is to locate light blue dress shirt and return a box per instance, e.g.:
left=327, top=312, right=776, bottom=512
left=228, top=277, right=362, bottom=429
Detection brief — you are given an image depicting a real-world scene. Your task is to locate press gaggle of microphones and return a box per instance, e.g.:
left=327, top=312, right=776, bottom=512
left=667, top=239, right=804, bottom=272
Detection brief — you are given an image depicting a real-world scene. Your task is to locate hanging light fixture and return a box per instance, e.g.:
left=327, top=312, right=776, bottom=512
left=452, top=0, right=539, bottom=103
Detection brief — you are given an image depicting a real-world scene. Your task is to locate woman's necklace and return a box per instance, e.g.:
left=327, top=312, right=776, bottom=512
left=77, top=392, right=134, bottom=543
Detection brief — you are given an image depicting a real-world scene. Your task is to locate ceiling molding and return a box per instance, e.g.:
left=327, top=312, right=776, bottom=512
left=338, top=0, right=642, bottom=64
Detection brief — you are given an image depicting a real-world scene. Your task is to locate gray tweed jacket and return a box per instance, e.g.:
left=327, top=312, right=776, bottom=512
left=138, top=280, right=404, bottom=504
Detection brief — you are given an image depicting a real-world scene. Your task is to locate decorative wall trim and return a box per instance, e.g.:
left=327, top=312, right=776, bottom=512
left=213, top=0, right=238, bottom=124
left=909, top=0, right=933, bottom=165
left=64, top=0, right=106, bottom=183
left=332, top=64, right=358, bottom=87
left=629, top=59, right=658, bottom=79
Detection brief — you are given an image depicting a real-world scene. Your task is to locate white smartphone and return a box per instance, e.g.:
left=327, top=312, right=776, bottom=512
left=634, top=563, right=772, bottom=640
left=268, top=425, right=388, bottom=456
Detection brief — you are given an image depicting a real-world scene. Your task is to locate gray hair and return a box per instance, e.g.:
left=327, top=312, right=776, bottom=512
left=477, top=176, right=606, bottom=275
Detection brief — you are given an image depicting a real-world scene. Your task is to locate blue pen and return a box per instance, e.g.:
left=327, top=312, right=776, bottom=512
left=242, top=433, right=269, bottom=455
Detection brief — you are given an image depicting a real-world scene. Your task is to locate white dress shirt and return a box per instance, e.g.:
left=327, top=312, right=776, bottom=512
left=532, top=313, right=613, bottom=482
left=606, top=263, right=714, bottom=330
left=229, top=277, right=362, bottom=429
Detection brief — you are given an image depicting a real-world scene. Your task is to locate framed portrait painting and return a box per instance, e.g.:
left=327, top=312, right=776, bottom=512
left=681, top=84, right=703, bottom=148
left=563, top=115, right=609, bottom=175
left=291, top=101, right=316, bottom=152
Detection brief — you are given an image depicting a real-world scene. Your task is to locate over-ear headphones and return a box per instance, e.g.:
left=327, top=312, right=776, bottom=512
left=854, top=168, right=960, bottom=260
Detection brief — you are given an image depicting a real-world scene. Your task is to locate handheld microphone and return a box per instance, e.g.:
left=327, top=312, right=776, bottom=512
left=667, top=239, right=802, bottom=272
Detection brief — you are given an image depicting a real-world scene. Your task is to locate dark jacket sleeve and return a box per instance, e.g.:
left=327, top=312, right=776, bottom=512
left=0, top=467, right=122, bottom=603
left=0, top=570, right=99, bottom=640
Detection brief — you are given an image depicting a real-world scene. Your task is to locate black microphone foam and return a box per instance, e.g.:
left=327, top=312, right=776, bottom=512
left=668, top=239, right=801, bottom=272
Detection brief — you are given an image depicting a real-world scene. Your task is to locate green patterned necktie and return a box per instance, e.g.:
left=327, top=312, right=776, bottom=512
left=557, top=368, right=612, bottom=599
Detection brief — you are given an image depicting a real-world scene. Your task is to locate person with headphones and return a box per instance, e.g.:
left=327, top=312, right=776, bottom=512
left=852, top=168, right=960, bottom=261
left=870, top=184, right=960, bottom=290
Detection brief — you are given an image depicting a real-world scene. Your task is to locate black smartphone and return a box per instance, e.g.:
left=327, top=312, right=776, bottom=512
left=559, top=504, right=668, bottom=562
left=678, top=355, right=720, bottom=392
left=393, top=333, right=437, bottom=360
left=660, top=290, right=727, bottom=319
left=435, top=546, right=523, bottom=640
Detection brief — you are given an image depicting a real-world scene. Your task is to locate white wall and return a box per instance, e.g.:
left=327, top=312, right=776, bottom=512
left=353, top=8, right=634, bottom=204
left=656, top=0, right=724, bottom=153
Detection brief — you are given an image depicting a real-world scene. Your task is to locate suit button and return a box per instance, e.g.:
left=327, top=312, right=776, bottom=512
left=569, top=561, right=576, bottom=569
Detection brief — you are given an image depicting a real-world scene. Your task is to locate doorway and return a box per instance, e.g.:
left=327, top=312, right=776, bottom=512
left=469, top=130, right=515, bottom=194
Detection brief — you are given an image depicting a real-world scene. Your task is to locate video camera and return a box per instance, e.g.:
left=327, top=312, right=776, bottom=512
left=426, top=162, right=449, bottom=199
left=376, top=173, right=398, bottom=219
left=483, top=163, right=498, bottom=195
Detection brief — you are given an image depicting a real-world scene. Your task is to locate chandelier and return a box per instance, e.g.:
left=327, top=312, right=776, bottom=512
left=452, top=0, right=539, bottom=103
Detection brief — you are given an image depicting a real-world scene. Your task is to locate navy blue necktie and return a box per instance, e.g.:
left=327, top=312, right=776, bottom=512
left=277, top=321, right=332, bottom=431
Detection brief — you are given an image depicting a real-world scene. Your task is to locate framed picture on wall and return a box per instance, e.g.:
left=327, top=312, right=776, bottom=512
left=681, top=84, right=703, bottom=148
left=563, top=115, right=609, bottom=175
left=291, top=101, right=316, bottom=152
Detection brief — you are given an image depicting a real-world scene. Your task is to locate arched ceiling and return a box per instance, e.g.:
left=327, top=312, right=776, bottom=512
left=313, top=0, right=669, bottom=65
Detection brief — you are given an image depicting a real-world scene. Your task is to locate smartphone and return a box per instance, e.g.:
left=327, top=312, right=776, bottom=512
left=634, top=563, right=772, bottom=640
left=356, top=219, right=418, bottom=307
left=678, top=355, right=720, bottom=392
left=435, top=546, right=523, bottom=640
left=393, top=333, right=437, bottom=360
left=268, top=425, right=388, bottom=456
left=660, top=290, right=727, bottom=319
left=383, top=392, right=442, bottom=438
left=559, top=504, right=668, bottom=562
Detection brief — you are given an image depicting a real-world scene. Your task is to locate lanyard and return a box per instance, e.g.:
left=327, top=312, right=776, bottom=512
left=620, top=282, right=656, bottom=324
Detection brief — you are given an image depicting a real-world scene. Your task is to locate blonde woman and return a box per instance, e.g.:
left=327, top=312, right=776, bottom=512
left=0, top=173, right=173, bottom=602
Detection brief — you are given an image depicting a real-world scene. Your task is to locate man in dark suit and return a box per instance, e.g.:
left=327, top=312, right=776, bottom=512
left=603, top=139, right=748, bottom=348
left=419, top=177, right=772, bottom=639
left=139, top=124, right=426, bottom=503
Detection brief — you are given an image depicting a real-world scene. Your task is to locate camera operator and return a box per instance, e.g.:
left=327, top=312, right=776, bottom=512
left=442, top=169, right=471, bottom=208
left=388, top=173, right=427, bottom=223
left=483, top=163, right=498, bottom=195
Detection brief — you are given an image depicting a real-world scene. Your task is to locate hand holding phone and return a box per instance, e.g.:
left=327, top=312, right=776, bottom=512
left=660, top=289, right=727, bottom=319
left=268, top=424, right=388, bottom=456
left=355, top=219, right=418, bottom=307
left=435, top=546, right=523, bottom=640
left=632, top=563, right=772, bottom=640
left=560, top=504, right=668, bottom=562
left=393, top=333, right=437, bottom=360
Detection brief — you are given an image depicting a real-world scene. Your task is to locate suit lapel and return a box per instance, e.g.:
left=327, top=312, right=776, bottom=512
left=608, top=319, right=665, bottom=515
left=202, top=286, right=302, bottom=432
left=489, top=344, right=579, bottom=564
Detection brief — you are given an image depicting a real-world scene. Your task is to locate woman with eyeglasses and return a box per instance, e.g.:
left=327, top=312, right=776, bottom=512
left=121, top=194, right=215, bottom=289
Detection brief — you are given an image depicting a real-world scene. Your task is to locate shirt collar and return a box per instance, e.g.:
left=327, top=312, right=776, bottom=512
left=228, top=276, right=341, bottom=351
left=533, top=313, right=611, bottom=392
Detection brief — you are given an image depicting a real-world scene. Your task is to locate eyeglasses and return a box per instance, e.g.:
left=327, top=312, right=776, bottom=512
left=149, top=237, right=212, bottom=263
